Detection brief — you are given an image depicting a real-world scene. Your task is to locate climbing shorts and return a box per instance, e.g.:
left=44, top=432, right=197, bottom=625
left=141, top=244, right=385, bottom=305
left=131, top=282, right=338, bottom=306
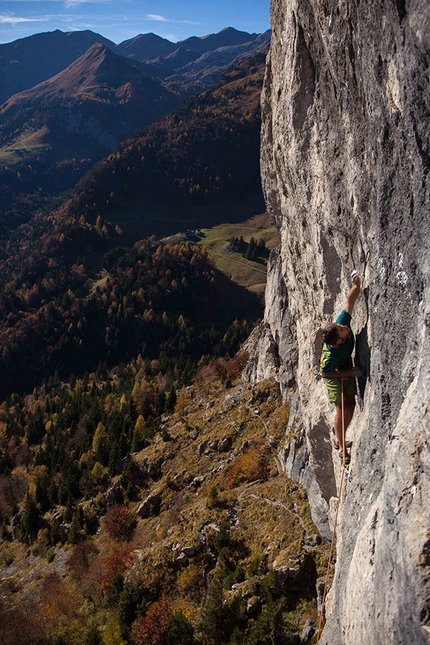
left=324, top=376, right=357, bottom=404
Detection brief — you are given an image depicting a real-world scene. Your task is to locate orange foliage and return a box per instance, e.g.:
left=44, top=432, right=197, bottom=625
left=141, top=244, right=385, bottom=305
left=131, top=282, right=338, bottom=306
left=194, top=358, right=225, bottom=387
left=131, top=593, right=169, bottom=645
left=99, top=544, right=132, bottom=597
left=104, top=504, right=136, bottom=541
left=225, top=351, right=250, bottom=379
left=226, top=443, right=270, bottom=489
left=67, top=540, right=99, bottom=581
left=39, top=572, right=78, bottom=618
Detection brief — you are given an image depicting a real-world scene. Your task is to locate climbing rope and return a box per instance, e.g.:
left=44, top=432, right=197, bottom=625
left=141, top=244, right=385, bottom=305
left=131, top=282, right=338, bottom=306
left=316, top=378, right=348, bottom=644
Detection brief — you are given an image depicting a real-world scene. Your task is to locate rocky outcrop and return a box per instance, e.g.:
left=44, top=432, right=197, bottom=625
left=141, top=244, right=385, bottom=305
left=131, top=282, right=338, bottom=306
left=251, top=1, right=430, bottom=643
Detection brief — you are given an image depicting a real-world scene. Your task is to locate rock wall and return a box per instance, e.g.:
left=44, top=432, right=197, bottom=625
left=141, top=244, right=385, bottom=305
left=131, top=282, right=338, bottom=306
left=248, top=1, right=430, bottom=643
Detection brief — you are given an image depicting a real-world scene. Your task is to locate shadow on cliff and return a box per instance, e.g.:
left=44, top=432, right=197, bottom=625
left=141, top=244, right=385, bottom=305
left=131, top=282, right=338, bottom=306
left=355, top=286, right=371, bottom=402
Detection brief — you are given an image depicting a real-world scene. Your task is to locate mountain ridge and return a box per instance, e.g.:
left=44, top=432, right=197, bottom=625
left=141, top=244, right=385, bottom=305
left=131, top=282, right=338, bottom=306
left=0, top=27, right=263, bottom=106
left=0, top=41, right=181, bottom=229
left=0, top=29, right=117, bottom=104
left=165, top=31, right=270, bottom=96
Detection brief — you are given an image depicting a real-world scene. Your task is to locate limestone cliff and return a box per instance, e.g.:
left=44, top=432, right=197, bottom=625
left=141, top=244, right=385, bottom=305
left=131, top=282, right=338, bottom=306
left=246, top=1, right=430, bottom=643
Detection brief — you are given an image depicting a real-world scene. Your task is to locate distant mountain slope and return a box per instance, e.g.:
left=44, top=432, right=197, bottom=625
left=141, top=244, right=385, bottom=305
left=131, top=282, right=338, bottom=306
left=179, top=26, right=259, bottom=53
left=0, top=43, right=181, bottom=234
left=165, top=31, right=270, bottom=96
left=0, top=42, right=180, bottom=153
left=148, top=48, right=202, bottom=78
left=68, top=49, right=267, bottom=225
left=115, top=32, right=178, bottom=61
left=162, top=47, right=201, bottom=69
left=122, top=48, right=202, bottom=82
left=0, top=29, right=117, bottom=105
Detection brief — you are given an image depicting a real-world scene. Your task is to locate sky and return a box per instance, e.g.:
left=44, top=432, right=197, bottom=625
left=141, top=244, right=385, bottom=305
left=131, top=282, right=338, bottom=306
left=0, top=0, right=270, bottom=45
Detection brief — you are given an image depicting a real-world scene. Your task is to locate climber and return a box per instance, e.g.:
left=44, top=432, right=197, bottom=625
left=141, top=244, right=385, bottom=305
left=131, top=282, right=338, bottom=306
left=319, top=271, right=362, bottom=464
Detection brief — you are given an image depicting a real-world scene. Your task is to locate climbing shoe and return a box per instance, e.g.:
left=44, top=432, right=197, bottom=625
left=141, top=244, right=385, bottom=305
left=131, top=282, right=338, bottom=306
left=333, top=439, right=353, bottom=450
left=340, top=451, right=351, bottom=466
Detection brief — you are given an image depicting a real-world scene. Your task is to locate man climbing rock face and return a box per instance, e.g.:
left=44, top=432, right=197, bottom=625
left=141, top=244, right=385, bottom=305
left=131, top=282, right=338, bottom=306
left=319, top=271, right=362, bottom=464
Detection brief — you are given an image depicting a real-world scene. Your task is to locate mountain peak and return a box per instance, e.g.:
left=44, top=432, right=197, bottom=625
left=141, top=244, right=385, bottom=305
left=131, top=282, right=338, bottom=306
left=116, top=33, right=177, bottom=61
left=0, top=29, right=117, bottom=104
left=179, top=27, right=258, bottom=54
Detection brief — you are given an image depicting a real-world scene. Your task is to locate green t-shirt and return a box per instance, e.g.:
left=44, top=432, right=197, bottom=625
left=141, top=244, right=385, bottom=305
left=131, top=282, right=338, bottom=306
left=319, top=310, right=354, bottom=374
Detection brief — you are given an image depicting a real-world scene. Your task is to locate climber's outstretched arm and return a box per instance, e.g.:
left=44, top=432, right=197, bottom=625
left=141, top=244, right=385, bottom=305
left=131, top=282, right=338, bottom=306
left=345, top=271, right=361, bottom=314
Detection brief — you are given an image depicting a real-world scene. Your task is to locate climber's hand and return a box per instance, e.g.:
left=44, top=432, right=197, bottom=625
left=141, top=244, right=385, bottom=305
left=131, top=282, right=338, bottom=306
left=351, top=270, right=361, bottom=286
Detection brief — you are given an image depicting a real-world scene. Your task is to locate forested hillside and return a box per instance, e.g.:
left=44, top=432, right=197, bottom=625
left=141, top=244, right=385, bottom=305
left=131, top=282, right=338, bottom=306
left=0, top=48, right=267, bottom=402
left=68, top=50, right=265, bottom=223
left=0, top=231, right=260, bottom=400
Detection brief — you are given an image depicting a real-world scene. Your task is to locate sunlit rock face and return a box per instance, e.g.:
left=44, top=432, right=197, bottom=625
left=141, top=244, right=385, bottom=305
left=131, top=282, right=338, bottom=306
left=248, top=0, right=430, bottom=643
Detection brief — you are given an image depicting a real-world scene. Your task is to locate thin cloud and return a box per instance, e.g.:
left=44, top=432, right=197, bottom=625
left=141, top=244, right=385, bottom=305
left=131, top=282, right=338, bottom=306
left=64, top=0, right=112, bottom=6
left=146, top=14, right=166, bottom=22
left=0, top=13, right=46, bottom=24
left=145, top=14, right=200, bottom=26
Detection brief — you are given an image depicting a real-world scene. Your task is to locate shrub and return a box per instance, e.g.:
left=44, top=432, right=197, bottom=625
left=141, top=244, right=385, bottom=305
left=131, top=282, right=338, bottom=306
left=176, top=564, right=204, bottom=599
left=207, top=485, right=219, bottom=509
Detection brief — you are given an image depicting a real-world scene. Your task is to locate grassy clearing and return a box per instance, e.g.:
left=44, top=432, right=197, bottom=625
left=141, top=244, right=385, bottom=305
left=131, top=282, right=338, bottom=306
left=0, top=127, right=50, bottom=165
left=89, top=269, right=109, bottom=294
left=196, top=212, right=280, bottom=294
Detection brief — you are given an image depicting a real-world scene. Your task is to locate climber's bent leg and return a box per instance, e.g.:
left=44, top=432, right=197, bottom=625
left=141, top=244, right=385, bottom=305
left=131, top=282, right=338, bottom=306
left=325, top=377, right=357, bottom=453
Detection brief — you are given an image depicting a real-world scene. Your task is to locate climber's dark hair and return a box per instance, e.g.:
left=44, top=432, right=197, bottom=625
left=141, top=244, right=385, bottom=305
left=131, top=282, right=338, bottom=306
left=322, top=323, right=339, bottom=346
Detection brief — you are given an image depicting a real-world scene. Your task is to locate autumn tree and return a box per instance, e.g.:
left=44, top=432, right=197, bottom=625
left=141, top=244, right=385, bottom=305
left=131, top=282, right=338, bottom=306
left=103, top=619, right=125, bottom=645
left=132, top=415, right=148, bottom=452
left=226, top=443, right=271, bottom=489
left=67, top=540, right=99, bottom=582
left=104, top=504, right=136, bottom=541
left=92, top=421, right=110, bottom=465
left=131, top=594, right=169, bottom=645
left=100, top=546, right=131, bottom=600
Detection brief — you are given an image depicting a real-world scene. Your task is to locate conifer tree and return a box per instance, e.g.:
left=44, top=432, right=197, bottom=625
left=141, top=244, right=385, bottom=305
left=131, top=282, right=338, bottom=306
left=85, top=625, right=103, bottom=645
left=200, top=576, right=226, bottom=643
left=21, top=494, right=39, bottom=543
left=165, top=386, right=177, bottom=412
left=68, top=510, right=82, bottom=545
left=118, top=582, right=139, bottom=641
left=167, top=611, right=194, bottom=645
